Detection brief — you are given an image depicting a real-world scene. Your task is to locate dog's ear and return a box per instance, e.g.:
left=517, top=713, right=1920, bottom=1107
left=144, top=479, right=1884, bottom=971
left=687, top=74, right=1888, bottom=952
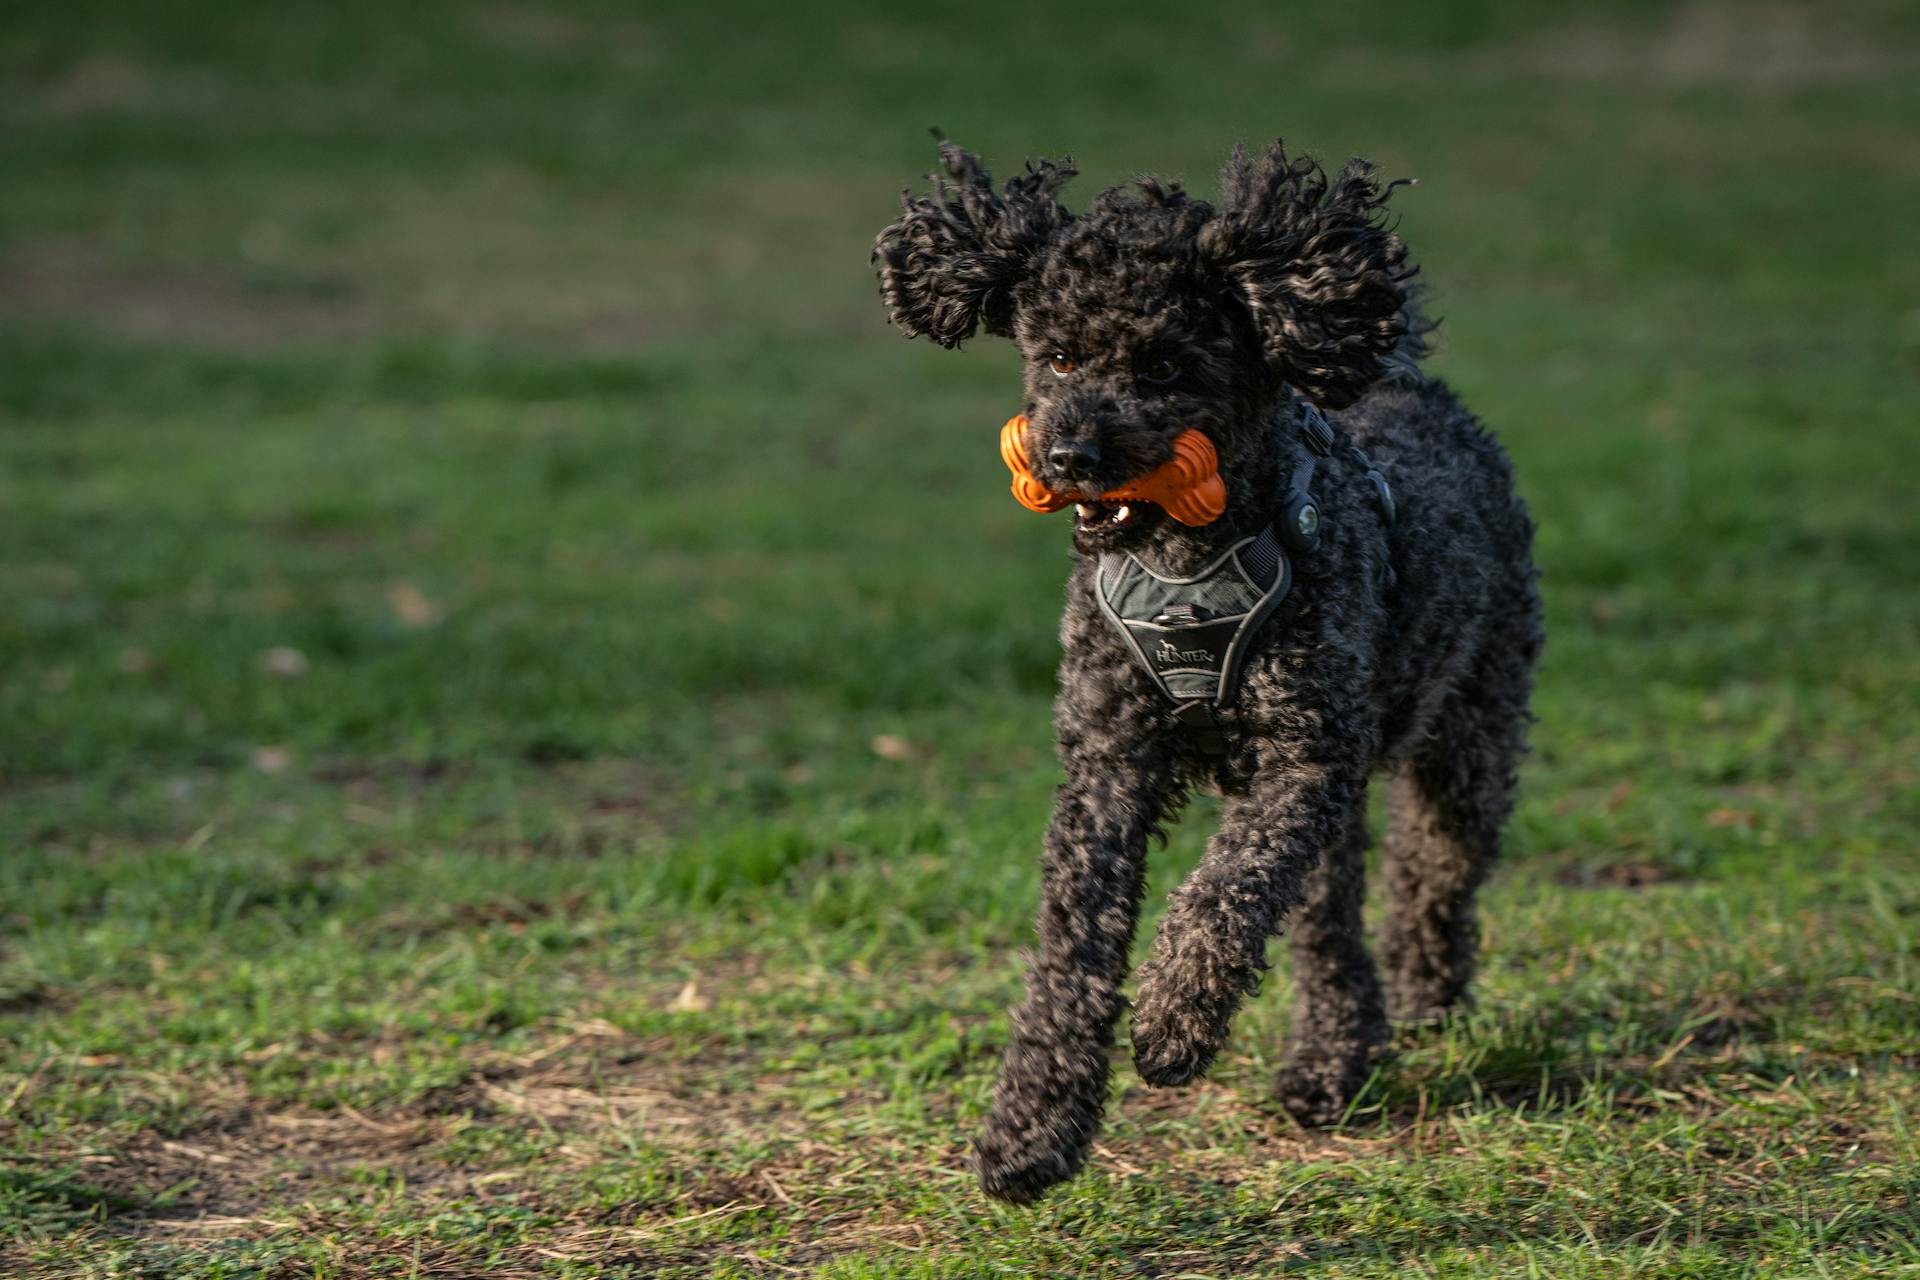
left=873, top=140, right=1075, bottom=348
left=1200, top=141, right=1416, bottom=409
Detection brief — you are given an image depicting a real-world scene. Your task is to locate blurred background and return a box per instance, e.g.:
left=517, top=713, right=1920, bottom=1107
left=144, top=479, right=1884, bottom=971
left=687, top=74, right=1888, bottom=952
left=2, top=2, right=1917, bottom=1275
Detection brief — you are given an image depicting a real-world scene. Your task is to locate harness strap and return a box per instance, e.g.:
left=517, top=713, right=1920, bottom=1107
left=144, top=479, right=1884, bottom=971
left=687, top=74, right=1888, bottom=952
left=1301, top=401, right=1395, bottom=528
left=1171, top=699, right=1229, bottom=756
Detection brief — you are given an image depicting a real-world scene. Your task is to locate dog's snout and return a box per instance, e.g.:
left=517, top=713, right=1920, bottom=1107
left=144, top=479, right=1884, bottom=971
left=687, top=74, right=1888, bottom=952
left=1048, top=440, right=1102, bottom=482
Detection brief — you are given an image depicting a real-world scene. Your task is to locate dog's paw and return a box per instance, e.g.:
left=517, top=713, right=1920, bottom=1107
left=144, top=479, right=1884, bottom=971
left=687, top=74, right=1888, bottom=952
left=1274, top=1062, right=1360, bottom=1128
left=970, top=1125, right=1082, bottom=1205
left=1130, top=1020, right=1216, bottom=1087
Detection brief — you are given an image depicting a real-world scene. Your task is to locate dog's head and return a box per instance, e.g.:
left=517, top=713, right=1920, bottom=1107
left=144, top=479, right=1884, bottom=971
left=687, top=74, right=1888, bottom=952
left=874, top=138, right=1417, bottom=550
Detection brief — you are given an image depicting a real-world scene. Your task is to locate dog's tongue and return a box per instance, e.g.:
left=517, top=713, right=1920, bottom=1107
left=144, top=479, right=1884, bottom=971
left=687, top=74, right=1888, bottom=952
left=998, top=415, right=1227, bottom=526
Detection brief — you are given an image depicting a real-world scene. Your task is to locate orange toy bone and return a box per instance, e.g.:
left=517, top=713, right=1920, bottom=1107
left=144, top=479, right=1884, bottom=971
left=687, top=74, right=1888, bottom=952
left=998, top=415, right=1227, bottom=527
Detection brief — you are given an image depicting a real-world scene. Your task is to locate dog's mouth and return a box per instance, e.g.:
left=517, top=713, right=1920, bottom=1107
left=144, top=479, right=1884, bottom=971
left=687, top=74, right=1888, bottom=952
left=1001, top=417, right=1226, bottom=534
left=1071, top=497, right=1165, bottom=544
left=1073, top=498, right=1140, bottom=530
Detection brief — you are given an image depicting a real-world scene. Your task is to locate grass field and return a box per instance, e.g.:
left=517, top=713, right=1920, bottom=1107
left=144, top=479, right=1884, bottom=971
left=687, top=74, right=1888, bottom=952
left=3, top=1, right=1918, bottom=1275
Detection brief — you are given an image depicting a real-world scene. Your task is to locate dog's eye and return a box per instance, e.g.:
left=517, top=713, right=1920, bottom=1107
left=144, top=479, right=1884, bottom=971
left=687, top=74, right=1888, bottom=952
left=1048, top=353, right=1076, bottom=377
left=1139, top=358, right=1178, bottom=385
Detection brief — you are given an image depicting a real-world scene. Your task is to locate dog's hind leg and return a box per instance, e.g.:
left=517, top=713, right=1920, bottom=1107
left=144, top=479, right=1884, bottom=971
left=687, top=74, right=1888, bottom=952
left=1129, top=761, right=1368, bottom=1089
left=1274, top=797, right=1387, bottom=1126
left=973, top=732, right=1183, bottom=1204
left=1380, top=622, right=1537, bottom=1022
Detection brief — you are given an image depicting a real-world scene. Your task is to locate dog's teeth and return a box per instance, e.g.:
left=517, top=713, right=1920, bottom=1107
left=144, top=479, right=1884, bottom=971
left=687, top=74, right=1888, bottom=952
left=1075, top=503, right=1095, bottom=518
left=1114, top=505, right=1132, bottom=523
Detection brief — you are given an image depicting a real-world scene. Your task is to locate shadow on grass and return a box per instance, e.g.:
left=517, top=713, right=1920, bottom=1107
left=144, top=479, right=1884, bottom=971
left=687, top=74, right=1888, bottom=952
left=0, top=1164, right=162, bottom=1237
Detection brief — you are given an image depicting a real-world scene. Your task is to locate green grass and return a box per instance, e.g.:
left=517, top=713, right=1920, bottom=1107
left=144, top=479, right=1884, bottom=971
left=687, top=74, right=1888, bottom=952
left=3, top=0, right=1918, bottom=1275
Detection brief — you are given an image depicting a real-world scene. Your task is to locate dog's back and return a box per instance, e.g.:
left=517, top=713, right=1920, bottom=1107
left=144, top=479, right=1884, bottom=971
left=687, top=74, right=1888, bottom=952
left=1338, top=372, right=1542, bottom=764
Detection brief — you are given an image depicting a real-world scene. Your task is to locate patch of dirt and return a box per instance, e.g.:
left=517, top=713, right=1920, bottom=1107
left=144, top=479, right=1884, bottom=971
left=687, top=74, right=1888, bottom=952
left=1553, top=860, right=1682, bottom=890
left=0, top=985, right=67, bottom=1015
left=0, top=242, right=377, bottom=349
left=477, top=758, right=686, bottom=853
left=1503, top=2, right=1919, bottom=89
left=24, top=1103, right=464, bottom=1226
left=20, top=55, right=225, bottom=119
left=466, top=5, right=656, bottom=64
left=1301, top=2, right=1919, bottom=94
left=367, top=888, right=605, bottom=939
left=307, top=758, right=459, bottom=789
left=7, top=1020, right=792, bottom=1229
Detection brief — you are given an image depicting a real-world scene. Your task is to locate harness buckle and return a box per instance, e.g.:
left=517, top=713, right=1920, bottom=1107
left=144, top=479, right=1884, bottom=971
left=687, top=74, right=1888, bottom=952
left=1298, top=402, right=1335, bottom=456
left=1153, top=602, right=1207, bottom=626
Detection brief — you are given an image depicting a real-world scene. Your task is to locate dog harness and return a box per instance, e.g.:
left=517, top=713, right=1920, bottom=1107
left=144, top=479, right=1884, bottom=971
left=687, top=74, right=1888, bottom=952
left=1094, top=528, right=1294, bottom=750
left=1092, top=401, right=1396, bottom=752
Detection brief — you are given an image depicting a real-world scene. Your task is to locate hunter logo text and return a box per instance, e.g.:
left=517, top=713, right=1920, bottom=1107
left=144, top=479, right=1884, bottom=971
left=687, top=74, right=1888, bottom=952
left=1154, top=640, right=1214, bottom=666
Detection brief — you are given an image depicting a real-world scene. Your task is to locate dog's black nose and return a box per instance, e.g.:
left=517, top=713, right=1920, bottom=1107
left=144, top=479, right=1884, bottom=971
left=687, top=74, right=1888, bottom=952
left=1048, top=440, right=1101, bottom=482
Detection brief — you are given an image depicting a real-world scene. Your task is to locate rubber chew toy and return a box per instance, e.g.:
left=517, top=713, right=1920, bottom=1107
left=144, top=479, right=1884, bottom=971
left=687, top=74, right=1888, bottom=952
left=999, top=414, right=1227, bottom=526
left=999, top=415, right=1074, bottom=514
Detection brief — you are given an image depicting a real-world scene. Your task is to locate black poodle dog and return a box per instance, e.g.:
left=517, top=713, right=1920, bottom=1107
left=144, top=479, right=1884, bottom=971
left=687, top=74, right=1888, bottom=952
left=872, top=138, right=1543, bottom=1204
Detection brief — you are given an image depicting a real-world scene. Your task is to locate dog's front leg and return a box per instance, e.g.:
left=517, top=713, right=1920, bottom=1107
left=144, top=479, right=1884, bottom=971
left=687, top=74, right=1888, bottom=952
left=1130, top=759, right=1364, bottom=1086
left=973, top=737, right=1180, bottom=1204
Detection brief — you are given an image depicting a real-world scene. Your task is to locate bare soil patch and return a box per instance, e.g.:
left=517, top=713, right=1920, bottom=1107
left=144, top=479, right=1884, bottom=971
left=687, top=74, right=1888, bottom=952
left=1554, top=859, right=1683, bottom=889
left=0, top=243, right=376, bottom=349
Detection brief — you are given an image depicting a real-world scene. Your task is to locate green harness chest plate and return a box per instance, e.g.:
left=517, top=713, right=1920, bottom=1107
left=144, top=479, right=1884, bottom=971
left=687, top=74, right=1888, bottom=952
left=1093, top=527, right=1293, bottom=712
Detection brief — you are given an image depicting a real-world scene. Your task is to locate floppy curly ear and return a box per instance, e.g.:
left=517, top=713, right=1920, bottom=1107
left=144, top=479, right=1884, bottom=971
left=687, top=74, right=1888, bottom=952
left=872, top=140, right=1075, bottom=347
left=1199, top=141, right=1418, bottom=409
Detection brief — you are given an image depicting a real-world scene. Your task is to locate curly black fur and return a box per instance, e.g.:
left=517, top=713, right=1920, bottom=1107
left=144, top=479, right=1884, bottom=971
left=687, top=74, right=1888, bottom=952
left=873, top=138, right=1543, bottom=1204
left=876, top=138, right=1078, bottom=347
